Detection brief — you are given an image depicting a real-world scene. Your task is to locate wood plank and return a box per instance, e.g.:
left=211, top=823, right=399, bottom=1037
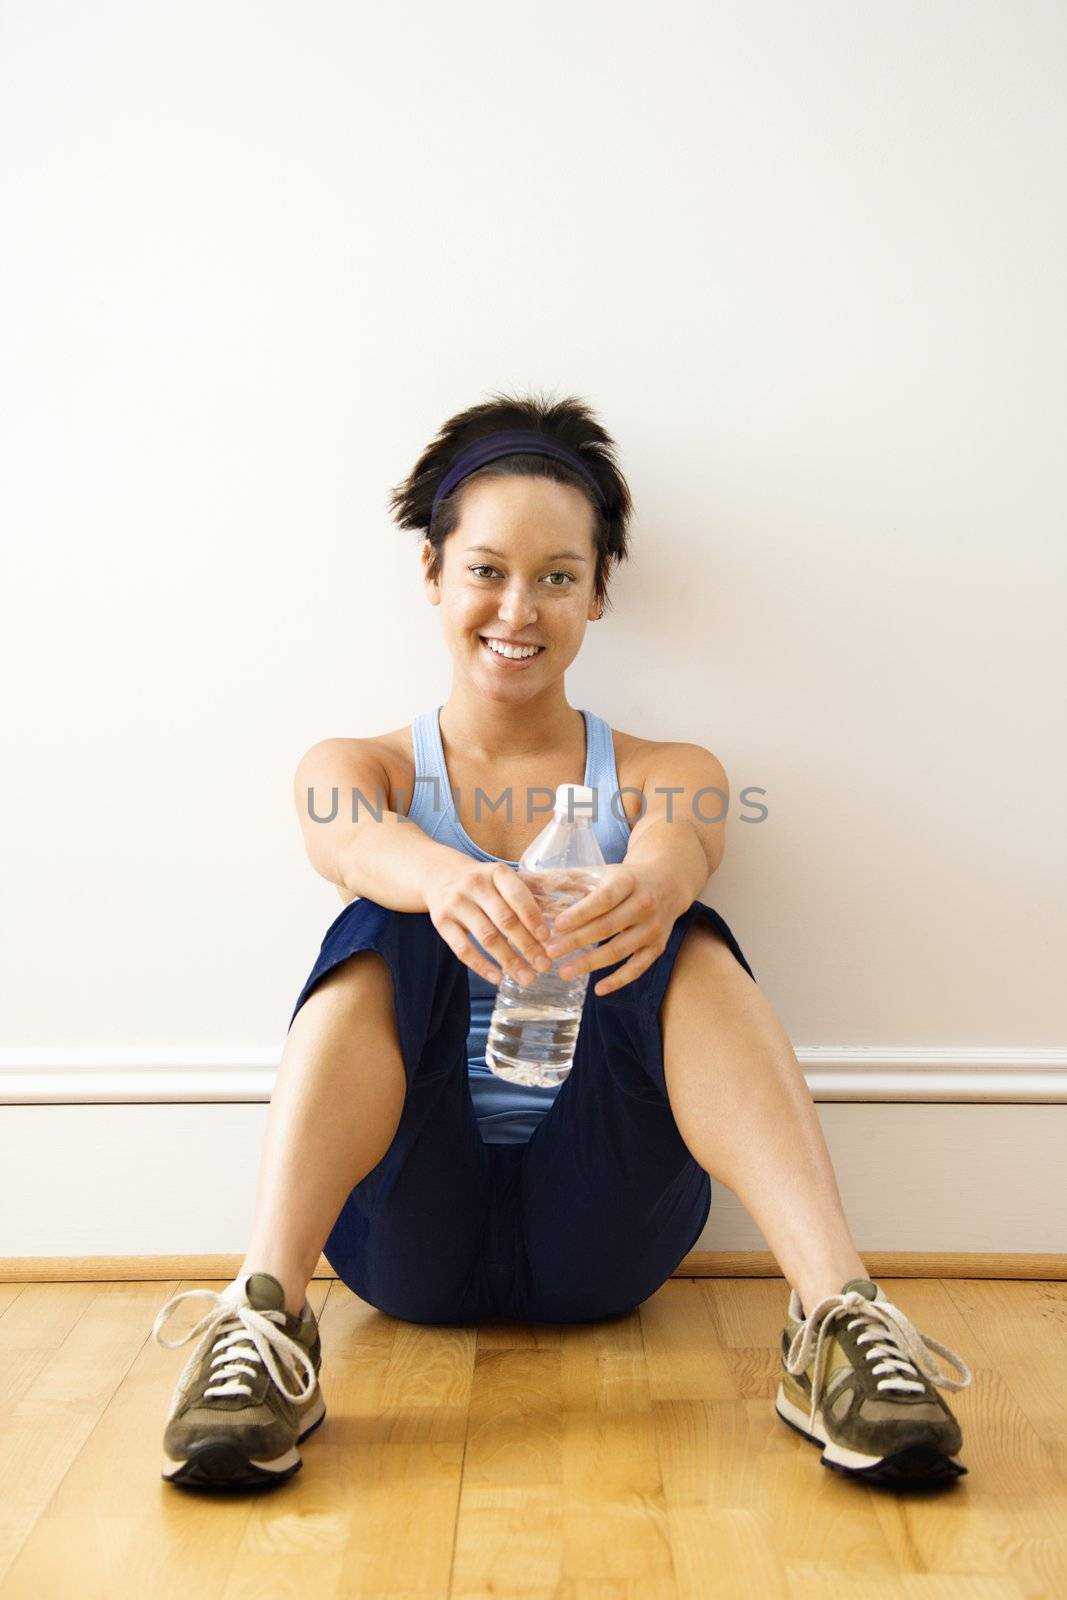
left=0, top=1277, right=1062, bottom=1596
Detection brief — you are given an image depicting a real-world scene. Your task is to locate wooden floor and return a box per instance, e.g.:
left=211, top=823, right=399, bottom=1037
left=0, top=1276, right=1064, bottom=1598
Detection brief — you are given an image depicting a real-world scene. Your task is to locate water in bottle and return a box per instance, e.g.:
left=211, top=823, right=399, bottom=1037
left=485, top=783, right=607, bottom=1088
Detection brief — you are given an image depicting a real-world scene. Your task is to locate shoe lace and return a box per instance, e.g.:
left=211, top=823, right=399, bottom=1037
left=783, top=1289, right=973, bottom=1435
left=152, top=1282, right=317, bottom=1406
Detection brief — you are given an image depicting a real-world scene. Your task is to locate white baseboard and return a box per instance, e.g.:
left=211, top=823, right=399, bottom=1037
left=1, top=1049, right=1065, bottom=1257
left=2, top=1046, right=1065, bottom=1104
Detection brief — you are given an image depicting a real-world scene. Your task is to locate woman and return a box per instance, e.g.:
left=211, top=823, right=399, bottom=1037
left=153, top=390, right=972, bottom=1493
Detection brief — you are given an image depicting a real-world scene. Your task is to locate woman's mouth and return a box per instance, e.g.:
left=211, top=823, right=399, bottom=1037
left=480, top=636, right=546, bottom=667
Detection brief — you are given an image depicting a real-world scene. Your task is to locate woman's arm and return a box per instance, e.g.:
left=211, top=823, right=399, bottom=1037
left=623, top=741, right=730, bottom=908
left=536, top=743, right=731, bottom=996
left=293, top=737, right=460, bottom=913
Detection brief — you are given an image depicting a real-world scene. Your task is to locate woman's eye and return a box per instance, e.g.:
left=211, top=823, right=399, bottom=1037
left=467, top=565, right=575, bottom=586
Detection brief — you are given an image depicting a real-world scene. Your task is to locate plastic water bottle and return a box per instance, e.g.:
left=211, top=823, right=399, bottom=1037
left=485, top=782, right=607, bottom=1088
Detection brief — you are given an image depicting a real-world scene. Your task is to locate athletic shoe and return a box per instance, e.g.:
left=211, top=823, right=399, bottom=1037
left=774, top=1277, right=973, bottom=1487
left=153, top=1270, right=325, bottom=1490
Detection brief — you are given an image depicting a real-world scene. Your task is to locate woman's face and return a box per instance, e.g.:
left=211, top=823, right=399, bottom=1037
left=422, top=474, right=602, bottom=695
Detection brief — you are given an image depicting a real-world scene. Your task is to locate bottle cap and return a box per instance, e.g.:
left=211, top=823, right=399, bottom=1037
left=554, top=783, right=596, bottom=817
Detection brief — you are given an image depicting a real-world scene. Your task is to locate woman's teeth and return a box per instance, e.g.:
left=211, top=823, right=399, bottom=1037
left=482, top=638, right=543, bottom=660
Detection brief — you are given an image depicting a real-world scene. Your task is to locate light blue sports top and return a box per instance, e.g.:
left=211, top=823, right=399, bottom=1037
left=404, top=705, right=633, bottom=1144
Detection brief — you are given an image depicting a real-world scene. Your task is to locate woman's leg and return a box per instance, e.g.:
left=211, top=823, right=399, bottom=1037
left=660, top=918, right=868, bottom=1316
left=235, top=898, right=493, bottom=1326
left=237, top=950, right=407, bottom=1316
left=517, top=899, right=865, bottom=1325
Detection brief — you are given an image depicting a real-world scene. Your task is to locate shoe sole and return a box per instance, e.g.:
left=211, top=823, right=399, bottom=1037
left=161, top=1389, right=326, bottom=1492
left=774, top=1382, right=967, bottom=1487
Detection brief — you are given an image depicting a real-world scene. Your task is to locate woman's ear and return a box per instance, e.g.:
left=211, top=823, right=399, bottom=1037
left=421, top=539, right=440, bottom=604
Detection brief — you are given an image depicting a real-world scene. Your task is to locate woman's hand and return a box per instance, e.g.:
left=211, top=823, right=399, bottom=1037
left=540, top=863, right=684, bottom=996
left=423, top=855, right=555, bottom=986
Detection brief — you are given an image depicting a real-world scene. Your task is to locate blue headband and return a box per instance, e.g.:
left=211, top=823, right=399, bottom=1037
left=430, top=428, right=609, bottom=520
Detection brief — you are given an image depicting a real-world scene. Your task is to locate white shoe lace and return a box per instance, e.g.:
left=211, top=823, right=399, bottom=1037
left=153, top=1281, right=318, bottom=1406
left=783, top=1289, right=973, bottom=1435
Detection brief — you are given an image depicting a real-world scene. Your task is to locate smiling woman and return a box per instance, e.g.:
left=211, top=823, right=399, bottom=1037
left=153, top=389, right=772, bottom=1495
left=157, top=386, right=969, bottom=1497
left=292, top=387, right=754, bottom=1153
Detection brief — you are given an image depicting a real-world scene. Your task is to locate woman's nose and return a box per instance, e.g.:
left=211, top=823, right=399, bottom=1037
left=499, top=587, right=537, bottom=625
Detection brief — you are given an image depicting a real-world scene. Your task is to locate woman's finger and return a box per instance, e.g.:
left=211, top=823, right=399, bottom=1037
left=438, top=917, right=504, bottom=984
left=553, top=871, right=633, bottom=931
left=491, top=870, right=554, bottom=968
left=548, top=898, right=653, bottom=959
left=464, top=901, right=539, bottom=984
left=557, top=924, right=646, bottom=980
left=592, top=947, right=657, bottom=996
left=510, top=868, right=553, bottom=931
left=552, top=892, right=635, bottom=949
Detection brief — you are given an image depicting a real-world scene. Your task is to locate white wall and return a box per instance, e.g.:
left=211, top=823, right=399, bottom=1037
left=2, top=3, right=1064, bottom=1149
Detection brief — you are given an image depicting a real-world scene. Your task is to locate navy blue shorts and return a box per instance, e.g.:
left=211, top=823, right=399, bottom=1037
left=288, top=897, right=756, bottom=1327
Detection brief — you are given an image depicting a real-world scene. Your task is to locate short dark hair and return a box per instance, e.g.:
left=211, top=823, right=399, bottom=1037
left=387, top=388, right=633, bottom=615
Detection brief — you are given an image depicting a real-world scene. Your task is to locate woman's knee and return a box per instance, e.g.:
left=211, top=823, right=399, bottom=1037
left=290, top=947, right=401, bottom=1052
left=674, top=918, right=739, bottom=976
left=316, top=946, right=395, bottom=1009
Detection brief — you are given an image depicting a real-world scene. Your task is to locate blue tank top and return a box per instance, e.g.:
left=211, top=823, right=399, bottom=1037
left=405, top=705, right=633, bottom=1144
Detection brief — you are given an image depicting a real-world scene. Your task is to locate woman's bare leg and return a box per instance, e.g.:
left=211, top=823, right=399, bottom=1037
left=661, top=924, right=868, bottom=1318
left=236, top=951, right=407, bottom=1315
